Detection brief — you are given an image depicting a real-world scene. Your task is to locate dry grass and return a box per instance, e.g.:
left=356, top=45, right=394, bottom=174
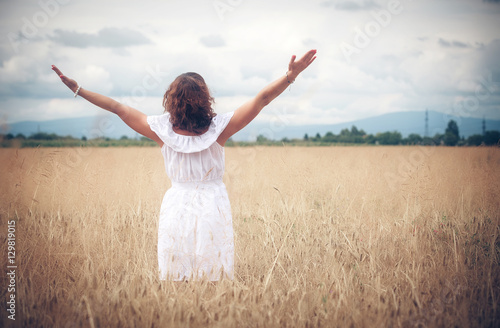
left=1, top=146, right=499, bottom=327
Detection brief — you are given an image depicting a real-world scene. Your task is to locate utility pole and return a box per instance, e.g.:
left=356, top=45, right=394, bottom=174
left=482, top=116, right=486, bottom=135
left=425, top=109, right=429, bottom=137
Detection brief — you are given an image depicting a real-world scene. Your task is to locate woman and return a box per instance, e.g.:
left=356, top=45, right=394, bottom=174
left=52, top=49, right=317, bottom=281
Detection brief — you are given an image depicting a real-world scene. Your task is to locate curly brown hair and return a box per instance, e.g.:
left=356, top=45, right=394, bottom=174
left=163, top=72, right=216, bottom=134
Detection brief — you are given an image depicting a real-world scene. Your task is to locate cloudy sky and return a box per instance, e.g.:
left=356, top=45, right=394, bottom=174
left=1, top=0, right=500, bottom=129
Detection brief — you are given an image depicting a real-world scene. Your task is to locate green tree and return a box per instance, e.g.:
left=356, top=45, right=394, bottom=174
left=484, top=131, right=500, bottom=146
left=256, top=134, right=269, bottom=143
left=433, top=134, right=443, bottom=145
left=444, top=120, right=459, bottom=146
left=423, top=136, right=435, bottom=146
left=376, top=131, right=402, bottom=145
left=30, top=132, right=59, bottom=140
left=351, top=126, right=365, bottom=136
left=467, top=134, right=483, bottom=146
left=406, top=133, right=423, bottom=145
left=443, top=133, right=458, bottom=146
left=364, top=134, right=376, bottom=144
left=323, top=132, right=335, bottom=143
left=339, top=128, right=349, bottom=136
left=352, top=126, right=366, bottom=143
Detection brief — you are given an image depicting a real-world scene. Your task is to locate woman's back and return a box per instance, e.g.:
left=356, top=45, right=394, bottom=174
left=147, top=111, right=234, bottom=183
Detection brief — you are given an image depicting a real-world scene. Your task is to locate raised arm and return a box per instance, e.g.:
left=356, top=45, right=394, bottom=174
left=217, top=49, right=317, bottom=146
left=51, top=65, right=163, bottom=146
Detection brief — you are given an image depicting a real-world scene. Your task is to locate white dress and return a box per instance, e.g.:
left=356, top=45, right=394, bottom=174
left=147, top=111, right=235, bottom=281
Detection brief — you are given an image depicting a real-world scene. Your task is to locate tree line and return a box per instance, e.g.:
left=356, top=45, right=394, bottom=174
left=1, top=120, right=499, bottom=147
left=257, top=120, right=500, bottom=146
left=0, top=132, right=156, bottom=147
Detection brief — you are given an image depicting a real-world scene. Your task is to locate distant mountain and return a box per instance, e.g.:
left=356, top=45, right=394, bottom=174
left=4, top=110, right=500, bottom=141
left=4, top=114, right=134, bottom=140
left=238, top=110, right=500, bottom=141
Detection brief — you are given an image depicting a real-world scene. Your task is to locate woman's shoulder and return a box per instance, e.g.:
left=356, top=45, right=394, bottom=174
left=212, top=111, right=234, bottom=124
left=147, top=111, right=171, bottom=125
left=147, top=111, right=234, bottom=153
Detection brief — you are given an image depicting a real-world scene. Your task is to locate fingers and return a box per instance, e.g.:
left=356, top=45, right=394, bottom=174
left=52, top=64, right=78, bottom=91
left=51, top=65, right=64, bottom=78
left=308, top=54, right=317, bottom=65
left=289, top=55, right=296, bottom=67
left=291, top=49, right=317, bottom=68
left=304, top=56, right=316, bottom=70
left=60, top=76, right=70, bottom=84
left=307, top=49, right=317, bottom=56
left=301, top=49, right=317, bottom=63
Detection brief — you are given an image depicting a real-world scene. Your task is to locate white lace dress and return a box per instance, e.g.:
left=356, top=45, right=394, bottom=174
left=147, top=111, right=235, bottom=281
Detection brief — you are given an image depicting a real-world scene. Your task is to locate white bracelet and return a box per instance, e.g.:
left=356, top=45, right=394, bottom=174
left=74, top=86, right=81, bottom=98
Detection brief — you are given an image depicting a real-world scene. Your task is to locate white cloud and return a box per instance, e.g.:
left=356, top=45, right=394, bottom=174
left=199, top=35, right=226, bottom=48
left=0, top=0, right=499, bottom=128
left=50, top=28, right=152, bottom=48
left=76, top=65, right=113, bottom=94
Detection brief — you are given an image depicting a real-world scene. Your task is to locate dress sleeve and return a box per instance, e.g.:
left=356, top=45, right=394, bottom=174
left=211, top=111, right=234, bottom=136
left=147, top=113, right=172, bottom=145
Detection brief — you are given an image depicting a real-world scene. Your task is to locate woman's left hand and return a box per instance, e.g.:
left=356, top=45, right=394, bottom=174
left=51, top=65, right=79, bottom=93
left=288, top=49, right=317, bottom=79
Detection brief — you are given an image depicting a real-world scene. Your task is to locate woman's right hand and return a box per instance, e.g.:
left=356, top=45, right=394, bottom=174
left=288, top=49, right=317, bottom=80
left=51, top=65, right=79, bottom=93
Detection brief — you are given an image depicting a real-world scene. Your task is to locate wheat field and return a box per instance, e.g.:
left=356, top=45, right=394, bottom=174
left=0, top=146, right=499, bottom=327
